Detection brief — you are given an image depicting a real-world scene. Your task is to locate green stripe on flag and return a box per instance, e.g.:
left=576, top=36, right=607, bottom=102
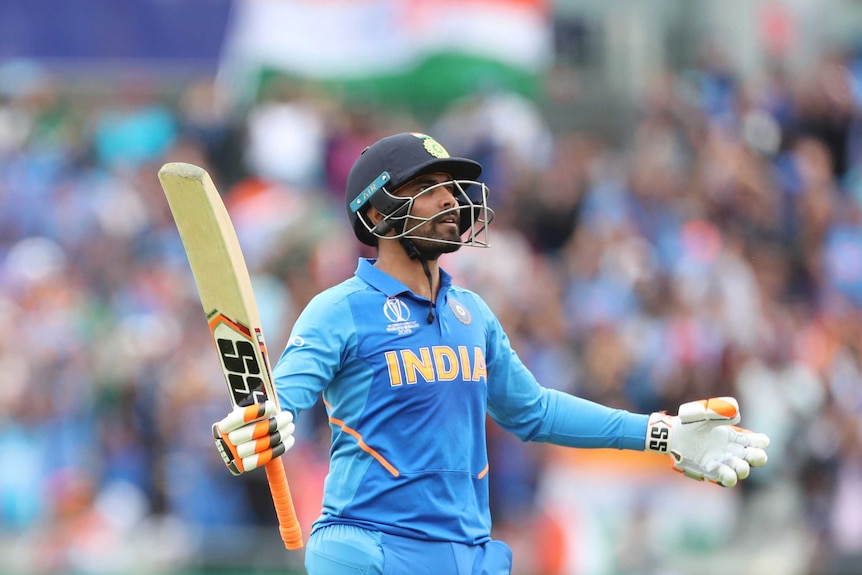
left=256, top=52, right=542, bottom=114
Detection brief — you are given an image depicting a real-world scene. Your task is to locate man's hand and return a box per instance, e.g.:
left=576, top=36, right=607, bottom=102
left=645, top=397, right=770, bottom=487
left=213, top=400, right=296, bottom=476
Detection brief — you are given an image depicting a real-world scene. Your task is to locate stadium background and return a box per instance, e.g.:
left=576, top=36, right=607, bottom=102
left=2, top=0, right=862, bottom=573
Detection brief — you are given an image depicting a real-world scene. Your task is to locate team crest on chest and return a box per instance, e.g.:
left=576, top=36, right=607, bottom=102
left=384, top=297, right=419, bottom=335
left=448, top=298, right=472, bottom=325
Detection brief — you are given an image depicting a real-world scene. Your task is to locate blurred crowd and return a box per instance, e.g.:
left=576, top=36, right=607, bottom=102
left=2, top=46, right=862, bottom=575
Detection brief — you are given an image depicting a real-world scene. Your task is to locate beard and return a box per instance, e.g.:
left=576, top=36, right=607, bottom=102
left=409, top=236, right=462, bottom=260
left=403, top=218, right=463, bottom=260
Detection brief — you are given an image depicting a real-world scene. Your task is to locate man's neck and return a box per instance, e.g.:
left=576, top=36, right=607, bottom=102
left=373, top=243, right=439, bottom=301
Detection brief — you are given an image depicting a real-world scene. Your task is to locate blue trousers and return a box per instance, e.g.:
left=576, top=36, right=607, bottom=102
left=305, top=524, right=512, bottom=575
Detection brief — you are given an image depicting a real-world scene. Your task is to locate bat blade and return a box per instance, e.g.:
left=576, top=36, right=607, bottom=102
left=158, top=162, right=303, bottom=550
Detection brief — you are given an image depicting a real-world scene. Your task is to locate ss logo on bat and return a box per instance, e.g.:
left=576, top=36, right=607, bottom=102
left=210, top=316, right=267, bottom=406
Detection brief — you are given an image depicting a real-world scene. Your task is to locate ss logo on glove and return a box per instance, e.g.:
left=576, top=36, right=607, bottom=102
left=648, top=423, right=670, bottom=453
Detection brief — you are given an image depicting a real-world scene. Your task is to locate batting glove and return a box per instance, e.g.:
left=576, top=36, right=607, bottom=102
left=213, top=400, right=296, bottom=476
left=645, top=397, right=770, bottom=487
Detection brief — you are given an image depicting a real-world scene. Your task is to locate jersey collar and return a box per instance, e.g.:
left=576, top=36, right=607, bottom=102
left=355, top=257, right=453, bottom=299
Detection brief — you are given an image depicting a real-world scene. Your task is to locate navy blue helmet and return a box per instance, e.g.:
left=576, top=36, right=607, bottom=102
left=345, top=132, right=493, bottom=247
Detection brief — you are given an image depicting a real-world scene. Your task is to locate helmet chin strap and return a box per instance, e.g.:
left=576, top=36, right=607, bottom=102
left=399, top=238, right=436, bottom=324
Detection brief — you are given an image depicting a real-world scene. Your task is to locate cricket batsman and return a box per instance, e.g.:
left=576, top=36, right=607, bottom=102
left=211, top=132, right=771, bottom=574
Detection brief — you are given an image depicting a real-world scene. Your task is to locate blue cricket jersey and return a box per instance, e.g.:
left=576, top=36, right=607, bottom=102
left=272, top=258, right=648, bottom=544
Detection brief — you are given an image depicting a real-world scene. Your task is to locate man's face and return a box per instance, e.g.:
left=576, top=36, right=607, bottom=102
left=392, top=172, right=463, bottom=257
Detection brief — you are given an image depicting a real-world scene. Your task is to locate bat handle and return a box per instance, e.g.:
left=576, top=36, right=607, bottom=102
left=264, top=459, right=304, bottom=549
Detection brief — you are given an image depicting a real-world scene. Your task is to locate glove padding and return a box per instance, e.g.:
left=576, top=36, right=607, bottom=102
left=213, top=400, right=295, bottom=476
left=645, top=397, right=770, bottom=488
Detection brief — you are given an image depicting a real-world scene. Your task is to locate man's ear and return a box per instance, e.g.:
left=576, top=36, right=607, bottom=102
left=366, top=206, right=396, bottom=238
left=366, top=206, right=384, bottom=226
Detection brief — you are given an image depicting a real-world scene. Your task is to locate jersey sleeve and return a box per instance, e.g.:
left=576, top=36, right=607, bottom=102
left=271, top=288, right=356, bottom=420
left=477, top=296, right=648, bottom=451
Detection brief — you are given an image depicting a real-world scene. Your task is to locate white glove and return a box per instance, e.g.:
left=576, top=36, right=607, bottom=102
left=213, top=400, right=296, bottom=476
left=645, top=397, right=770, bottom=487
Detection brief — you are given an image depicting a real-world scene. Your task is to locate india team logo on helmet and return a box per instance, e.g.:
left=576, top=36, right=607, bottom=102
left=413, top=133, right=450, bottom=159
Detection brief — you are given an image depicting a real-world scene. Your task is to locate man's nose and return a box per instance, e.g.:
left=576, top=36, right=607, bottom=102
left=434, top=184, right=457, bottom=207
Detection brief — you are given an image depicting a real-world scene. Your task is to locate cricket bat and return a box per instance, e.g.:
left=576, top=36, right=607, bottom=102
left=158, top=162, right=303, bottom=550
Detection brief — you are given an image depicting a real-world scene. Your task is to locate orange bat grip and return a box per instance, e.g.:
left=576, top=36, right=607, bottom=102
left=264, top=459, right=304, bottom=549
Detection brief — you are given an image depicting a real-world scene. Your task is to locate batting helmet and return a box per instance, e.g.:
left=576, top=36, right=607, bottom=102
left=345, top=132, right=492, bottom=247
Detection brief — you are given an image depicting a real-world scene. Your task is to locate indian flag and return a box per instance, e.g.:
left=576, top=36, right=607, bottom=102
left=218, top=0, right=551, bottom=110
